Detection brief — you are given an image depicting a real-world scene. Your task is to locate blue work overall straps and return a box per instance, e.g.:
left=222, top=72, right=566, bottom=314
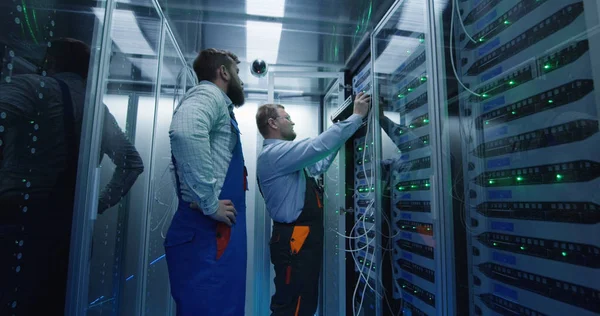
left=165, top=112, right=247, bottom=316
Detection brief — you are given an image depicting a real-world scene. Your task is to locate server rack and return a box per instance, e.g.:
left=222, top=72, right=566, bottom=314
left=453, top=0, right=600, bottom=315
left=370, top=1, right=454, bottom=315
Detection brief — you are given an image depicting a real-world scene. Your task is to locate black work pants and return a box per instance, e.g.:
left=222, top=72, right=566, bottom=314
left=269, top=224, right=323, bottom=316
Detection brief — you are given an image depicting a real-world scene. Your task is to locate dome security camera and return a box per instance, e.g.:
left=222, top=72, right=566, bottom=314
left=250, top=59, right=268, bottom=78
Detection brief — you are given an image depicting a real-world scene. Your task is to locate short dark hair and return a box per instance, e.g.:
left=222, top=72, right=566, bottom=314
left=193, top=48, right=240, bottom=82
left=256, top=104, right=285, bottom=137
left=45, top=38, right=91, bottom=78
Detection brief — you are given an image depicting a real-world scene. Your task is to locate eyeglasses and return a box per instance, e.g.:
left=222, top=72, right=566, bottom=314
left=271, top=115, right=292, bottom=122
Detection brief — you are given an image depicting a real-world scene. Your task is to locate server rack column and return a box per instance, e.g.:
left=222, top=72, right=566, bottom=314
left=452, top=0, right=600, bottom=315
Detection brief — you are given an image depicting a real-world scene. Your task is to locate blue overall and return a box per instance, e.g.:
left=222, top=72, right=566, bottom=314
left=165, top=113, right=247, bottom=316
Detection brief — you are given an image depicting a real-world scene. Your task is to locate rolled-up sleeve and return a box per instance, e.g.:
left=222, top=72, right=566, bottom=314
left=169, top=90, right=222, bottom=216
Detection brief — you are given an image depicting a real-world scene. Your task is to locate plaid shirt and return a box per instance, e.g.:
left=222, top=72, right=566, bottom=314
left=169, top=81, right=237, bottom=215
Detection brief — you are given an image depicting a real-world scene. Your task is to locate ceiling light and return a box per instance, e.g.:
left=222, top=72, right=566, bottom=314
left=246, top=21, right=282, bottom=64
left=246, top=0, right=286, bottom=18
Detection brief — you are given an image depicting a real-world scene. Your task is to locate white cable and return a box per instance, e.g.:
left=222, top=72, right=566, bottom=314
left=455, top=0, right=478, bottom=44
left=352, top=100, right=376, bottom=316
left=450, top=1, right=483, bottom=98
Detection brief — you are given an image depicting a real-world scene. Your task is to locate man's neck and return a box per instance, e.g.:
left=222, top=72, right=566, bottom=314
left=264, top=135, right=285, bottom=141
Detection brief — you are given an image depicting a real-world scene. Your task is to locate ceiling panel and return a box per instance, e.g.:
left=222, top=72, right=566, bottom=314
left=158, top=0, right=395, bottom=95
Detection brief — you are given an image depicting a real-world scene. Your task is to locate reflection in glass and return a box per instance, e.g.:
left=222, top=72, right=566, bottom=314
left=0, top=1, right=133, bottom=315
left=143, top=31, right=187, bottom=316
left=373, top=1, right=435, bottom=315
left=87, top=1, right=160, bottom=314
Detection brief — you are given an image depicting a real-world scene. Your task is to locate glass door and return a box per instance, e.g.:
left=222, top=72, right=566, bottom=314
left=371, top=0, right=456, bottom=315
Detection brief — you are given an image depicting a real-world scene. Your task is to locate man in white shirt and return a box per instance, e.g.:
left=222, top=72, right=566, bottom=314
left=165, top=48, right=248, bottom=316
left=256, top=92, right=370, bottom=316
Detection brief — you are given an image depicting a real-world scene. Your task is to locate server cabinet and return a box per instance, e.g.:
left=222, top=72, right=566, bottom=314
left=370, top=0, right=462, bottom=315
left=452, top=0, right=600, bottom=315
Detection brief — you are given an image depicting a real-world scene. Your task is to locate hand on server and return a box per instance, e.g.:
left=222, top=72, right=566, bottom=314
left=353, top=91, right=372, bottom=118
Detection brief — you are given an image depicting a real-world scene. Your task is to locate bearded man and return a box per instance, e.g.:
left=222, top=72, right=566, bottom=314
left=165, top=48, right=248, bottom=316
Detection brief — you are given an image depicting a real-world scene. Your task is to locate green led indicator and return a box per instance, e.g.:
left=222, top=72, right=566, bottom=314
left=511, top=111, right=516, bottom=115
left=479, top=37, right=485, bottom=42
left=398, top=94, right=405, bottom=98
left=520, top=246, right=526, bottom=250
left=482, top=93, right=489, bottom=98
left=423, top=140, right=428, bottom=144
left=544, top=64, right=551, bottom=70
left=489, top=180, right=495, bottom=185
left=358, top=147, right=363, bottom=151
left=411, top=185, right=418, bottom=189
left=398, top=186, right=405, bottom=191
left=485, top=121, right=490, bottom=125
left=419, top=38, right=424, bottom=43
left=562, top=251, right=567, bottom=257
left=408, top=88, right=413, bottom=92
left=556, top=174, right=563, bottom=180
left=423, top=119, right=429, bottom=123
left=425, top=183, right=430, bottom=187
left=493, top=242, right=498, bottom=246
left=504, top=20, right=510, bottom=25
left=421, top=76, right=427, bottom=82
left=409, top=124, right=415, bottom=129
left=516, top=176, right=523, bottom=182
left=548, top=100, right=554, bottom=104
left=509, top=80, right=515, bottom=85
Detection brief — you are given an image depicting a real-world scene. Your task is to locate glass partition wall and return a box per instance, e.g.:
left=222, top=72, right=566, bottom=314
left=56, top=0, right=192, bottom=315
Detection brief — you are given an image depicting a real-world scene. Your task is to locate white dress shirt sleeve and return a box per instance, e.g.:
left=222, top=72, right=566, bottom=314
left=268, top=114, right=363, bottom=177
left=306, top=149, right=339, bottom=176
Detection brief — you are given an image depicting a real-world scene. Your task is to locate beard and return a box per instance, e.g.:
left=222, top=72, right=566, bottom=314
left=283, top=130, right=297, bottom=141
left=227, top=80, right=245, bottom=107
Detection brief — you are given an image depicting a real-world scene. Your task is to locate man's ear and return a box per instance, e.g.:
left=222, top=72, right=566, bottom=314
left=268, top=118, right=278, bottom=130
left=219, top=65, right=230, bottom=81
